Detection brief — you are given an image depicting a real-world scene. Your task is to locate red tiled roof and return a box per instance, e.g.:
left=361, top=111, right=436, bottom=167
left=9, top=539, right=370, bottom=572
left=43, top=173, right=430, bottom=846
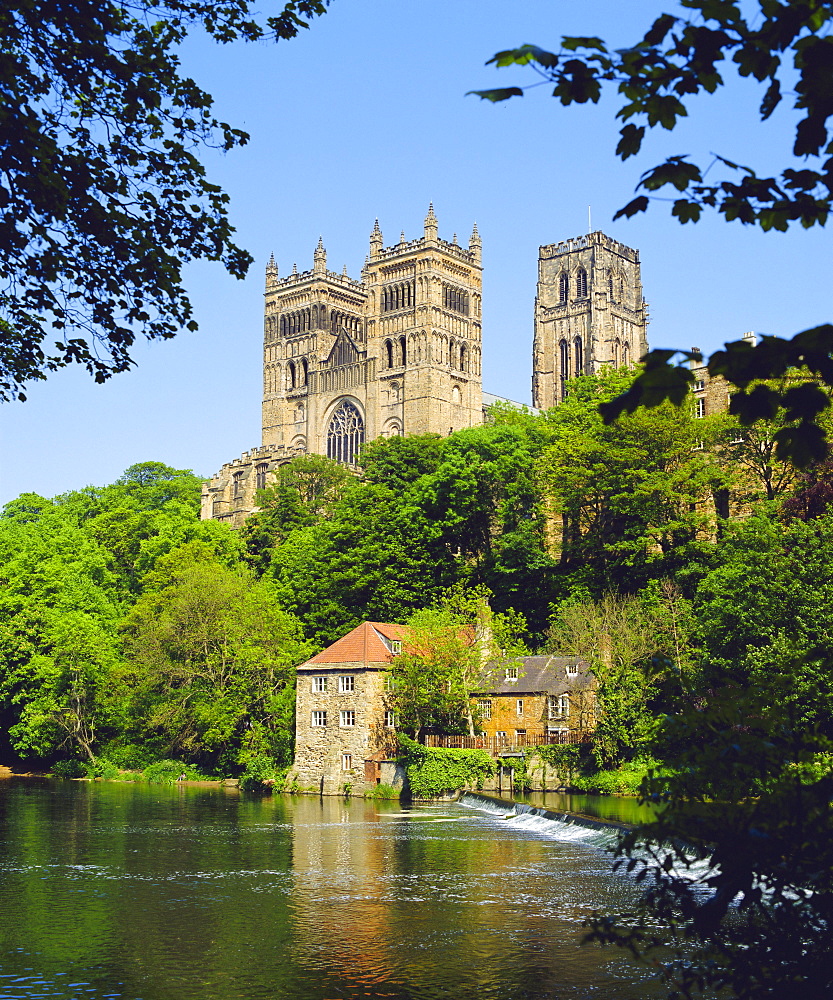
left=305, top=622, right=406, bottom=665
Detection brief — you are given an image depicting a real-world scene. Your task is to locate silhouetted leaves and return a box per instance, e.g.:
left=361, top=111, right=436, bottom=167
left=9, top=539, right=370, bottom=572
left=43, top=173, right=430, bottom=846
left=472, top=1, right=833, bottom=230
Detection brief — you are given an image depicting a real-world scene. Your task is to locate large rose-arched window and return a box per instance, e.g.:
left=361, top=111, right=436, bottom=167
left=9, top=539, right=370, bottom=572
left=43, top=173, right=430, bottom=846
left=327, top=400, right=365, bottom=464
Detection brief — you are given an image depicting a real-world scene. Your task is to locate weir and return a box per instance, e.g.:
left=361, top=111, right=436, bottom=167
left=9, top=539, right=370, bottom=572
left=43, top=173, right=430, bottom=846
left=458, top=790, right=630, bottom=849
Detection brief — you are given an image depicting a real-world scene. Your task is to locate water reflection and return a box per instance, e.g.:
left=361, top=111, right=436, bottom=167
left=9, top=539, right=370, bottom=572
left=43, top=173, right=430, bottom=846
left=0, top=781, right=665, bottom=1000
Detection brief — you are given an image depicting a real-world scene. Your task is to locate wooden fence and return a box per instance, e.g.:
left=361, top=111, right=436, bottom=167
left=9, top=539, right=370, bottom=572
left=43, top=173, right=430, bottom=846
left=423, top=731, right=590, bottom=755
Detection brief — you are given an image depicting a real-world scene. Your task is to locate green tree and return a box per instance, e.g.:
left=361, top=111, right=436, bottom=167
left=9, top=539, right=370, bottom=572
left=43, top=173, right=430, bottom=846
left=0, top=0, right=330, bottom=400
left=539, top=370, right=723, bottom=595
left=268, top=482, right=459, bottom=645
left=121, top=552, right=312, bottom=772
left=0, top=508, right=123, bottom=760
left=242, top=454, right=356, bottom=573
left=693, top=510, right=833, bottom=732
left=391, top=587, right=527, bottom=742
left=587, top=689, right=833, bottom=999
left=547, top=590, right=691, bottom=766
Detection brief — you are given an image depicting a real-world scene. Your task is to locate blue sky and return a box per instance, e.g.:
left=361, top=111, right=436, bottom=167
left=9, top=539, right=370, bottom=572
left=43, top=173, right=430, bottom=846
left=1, top=0, right=830, bottom=506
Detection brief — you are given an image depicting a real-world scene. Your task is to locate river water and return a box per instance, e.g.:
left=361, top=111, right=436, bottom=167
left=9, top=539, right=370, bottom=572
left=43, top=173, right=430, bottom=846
left=0, top=779, right=666, bottom=1000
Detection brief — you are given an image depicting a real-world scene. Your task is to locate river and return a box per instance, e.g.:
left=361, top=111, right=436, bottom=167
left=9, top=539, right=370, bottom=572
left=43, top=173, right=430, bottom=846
left=0, top=779, right=667, bottom=1000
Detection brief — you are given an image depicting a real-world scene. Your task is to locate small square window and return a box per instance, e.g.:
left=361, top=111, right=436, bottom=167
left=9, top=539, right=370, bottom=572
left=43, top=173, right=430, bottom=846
left=311, top=711, right=327, bottom=727
left=339, top=675, right=354, bottom=693
left=341, top=753, right=352, bottom=771
left=385, top=710, right=396, bottom=728
left=312, top=676, right=328, bottom=693
left=340, top=710, right=356, bottom=728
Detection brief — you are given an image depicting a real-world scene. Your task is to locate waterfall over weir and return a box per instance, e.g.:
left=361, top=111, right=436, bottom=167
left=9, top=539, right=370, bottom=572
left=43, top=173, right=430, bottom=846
left=458, top=791, right=629, bottom=850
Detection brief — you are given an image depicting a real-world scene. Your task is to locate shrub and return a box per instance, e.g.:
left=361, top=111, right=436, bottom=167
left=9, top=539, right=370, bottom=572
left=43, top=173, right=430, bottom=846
left=98, top=744, right=154, bottom=771
left=51, top=759, right=87, bottom=779
left=398, top=734, right=497, bottom=799
left=142, top=760, right=205, bottom=784
left=239, top=754, right=285, bottom=793
left=367, top=782, right=399, bottom=800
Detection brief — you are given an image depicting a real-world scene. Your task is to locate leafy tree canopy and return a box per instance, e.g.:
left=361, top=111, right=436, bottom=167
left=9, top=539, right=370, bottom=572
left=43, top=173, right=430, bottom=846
left=0, top=0, right=331, bottom=400
left=472, top=0, right=833, bottom=232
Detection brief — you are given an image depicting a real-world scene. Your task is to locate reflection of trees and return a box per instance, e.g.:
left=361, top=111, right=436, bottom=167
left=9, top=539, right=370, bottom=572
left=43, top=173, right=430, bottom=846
left=1, top=783, right=654, bottom=999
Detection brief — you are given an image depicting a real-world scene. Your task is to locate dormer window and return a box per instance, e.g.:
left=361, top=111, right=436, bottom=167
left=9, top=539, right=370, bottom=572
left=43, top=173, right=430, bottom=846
left=505, top=666, right=518, bottom=682
left=390, top=640, right=402, bottom=655
left=566, top=663, right=578, bottom=677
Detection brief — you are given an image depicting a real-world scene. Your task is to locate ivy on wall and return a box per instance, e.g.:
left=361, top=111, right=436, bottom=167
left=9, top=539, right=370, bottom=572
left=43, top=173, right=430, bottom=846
left=397, top=735, right=497, bottom=799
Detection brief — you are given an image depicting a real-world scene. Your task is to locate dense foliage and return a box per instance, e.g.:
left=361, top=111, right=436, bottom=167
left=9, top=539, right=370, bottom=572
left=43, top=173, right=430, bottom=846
left=397, top=734, right=496, bottom=799
left=0, top=0, right=331, bottom=400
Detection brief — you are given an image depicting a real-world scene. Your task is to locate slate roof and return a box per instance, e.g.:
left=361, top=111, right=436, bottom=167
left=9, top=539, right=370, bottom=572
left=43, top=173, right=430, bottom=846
left=475, top=655, right=593, bottom=696
left=302, top=622, right=406, bottom=667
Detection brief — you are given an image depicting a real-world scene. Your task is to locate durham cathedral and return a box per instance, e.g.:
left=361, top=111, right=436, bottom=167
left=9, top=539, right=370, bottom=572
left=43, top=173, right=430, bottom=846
left=201, top=207, right=649, bottom=526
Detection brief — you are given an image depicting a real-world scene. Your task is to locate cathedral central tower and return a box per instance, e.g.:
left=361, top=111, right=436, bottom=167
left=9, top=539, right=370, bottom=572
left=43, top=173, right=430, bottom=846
left=532, top=231, right=648, bottom=409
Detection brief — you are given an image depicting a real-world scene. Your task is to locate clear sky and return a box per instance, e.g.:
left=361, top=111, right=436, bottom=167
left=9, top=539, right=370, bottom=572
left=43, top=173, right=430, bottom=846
left=1, top=0, right=830, bottom=506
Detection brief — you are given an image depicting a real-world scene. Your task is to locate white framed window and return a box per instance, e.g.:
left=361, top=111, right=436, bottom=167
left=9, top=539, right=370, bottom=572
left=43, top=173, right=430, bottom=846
left=566, top=663, right=578, bottom=677
left=312, top=676, right=328, bottom=693
left=516, top=699, right=524, bottom=716
left=390, top=639, right=402, bottom=654
left=694, top=379, right=705, bottom=392
left=384, top=673, right=396, bottom=692
left=341, top=753, right=352, bottom=771
left=385, top=710, right=396, bottom=728
left=505, top=666, right=518, bottom=682
left=495, top=731, right=508, bottom=745
left=339, top=675, right=354, bottom=693
left=311, top=711, right=327, bottom=727
left=478, top=699, right=492, bottom=721
left=548, top=695, right=570, bottom=720
left=695, top=396, right=706, bottom=419
left=340, top=710, right=356, bottom=728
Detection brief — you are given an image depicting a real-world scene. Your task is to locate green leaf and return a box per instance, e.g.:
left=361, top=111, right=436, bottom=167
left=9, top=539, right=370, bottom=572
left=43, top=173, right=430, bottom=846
left=616, top=124, right=646, bottom=160
left=613, top=195, right=649, bottom=220
left=467, top=87, right=525, bottom=103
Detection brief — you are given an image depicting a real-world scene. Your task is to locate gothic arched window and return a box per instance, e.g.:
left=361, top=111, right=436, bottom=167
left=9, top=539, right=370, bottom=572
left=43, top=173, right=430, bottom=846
left=288, top=360, right=296, bottom=389
left=559, top=339, right=570, bottom=401
left=385, top=340, right=393, bottom=369
left=399, top=336, right=406, bottom=366
left=301, top=359, right=308, bottom=386
left=558, top=271, right=568, bottom=305
left=326, top=400, right=365, bottom=465
left=460, top=344, right=467, bottom=371
left=576, top=268, right=588, bottom=299
left=574, top=336, right=583, bottom=375
left=623, top=341, right=630, bottom=367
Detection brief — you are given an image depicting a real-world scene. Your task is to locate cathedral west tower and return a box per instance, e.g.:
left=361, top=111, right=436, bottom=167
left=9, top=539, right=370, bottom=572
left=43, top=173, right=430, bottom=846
left=532, top=231, right=648, bottom=409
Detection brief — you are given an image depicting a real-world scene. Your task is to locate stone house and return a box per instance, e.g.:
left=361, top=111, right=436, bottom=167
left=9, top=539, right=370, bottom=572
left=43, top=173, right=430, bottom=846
left=290, top=621, right=403, bottom=795
left=290, top=619, right=598, bottom=794
left=470, top=655, right=595, bottom=751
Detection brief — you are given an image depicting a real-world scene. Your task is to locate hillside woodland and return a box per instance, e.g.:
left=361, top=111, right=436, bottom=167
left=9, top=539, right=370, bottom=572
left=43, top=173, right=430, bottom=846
left=2, top=368, right=830, bottom=781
